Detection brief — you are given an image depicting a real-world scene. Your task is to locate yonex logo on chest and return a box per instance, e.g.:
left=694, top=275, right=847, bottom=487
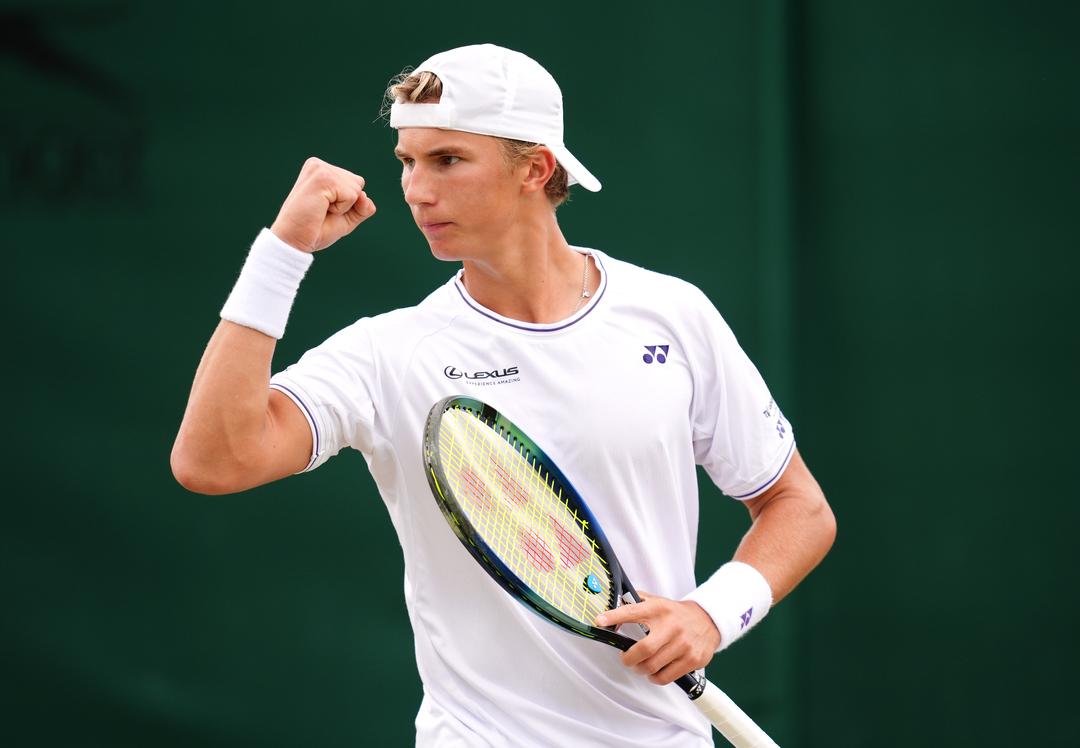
left=642, top=345, right=670, bottom=364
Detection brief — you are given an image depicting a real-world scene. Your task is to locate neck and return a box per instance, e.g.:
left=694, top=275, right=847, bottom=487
left=460, top=213, right=597, bottom=324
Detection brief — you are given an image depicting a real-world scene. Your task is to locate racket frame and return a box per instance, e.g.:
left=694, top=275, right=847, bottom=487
left=423, top=396, right=706, bottom=698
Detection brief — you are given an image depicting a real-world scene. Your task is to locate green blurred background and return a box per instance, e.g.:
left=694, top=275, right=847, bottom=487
left=3, top=1, right=1077, bottom=745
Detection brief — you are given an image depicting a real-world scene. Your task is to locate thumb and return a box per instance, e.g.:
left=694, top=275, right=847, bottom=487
left=347, top=192, right=377, bottom=223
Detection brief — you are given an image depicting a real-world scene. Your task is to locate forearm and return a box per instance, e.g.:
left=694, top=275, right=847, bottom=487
left=609, top=454, right=835, bottom=673
left=733, top=459, right=836, bottom=604
left=171, top=321, right=283, bottom=491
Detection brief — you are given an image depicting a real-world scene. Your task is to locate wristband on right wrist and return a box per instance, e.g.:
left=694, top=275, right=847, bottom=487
left=683, top=561, right=774, bottom=652
left=220, top=228, right=314, bottom=339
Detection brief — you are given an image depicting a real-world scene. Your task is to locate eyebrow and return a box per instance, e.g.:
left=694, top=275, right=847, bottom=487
left=394, top=144, right=472, bottom=159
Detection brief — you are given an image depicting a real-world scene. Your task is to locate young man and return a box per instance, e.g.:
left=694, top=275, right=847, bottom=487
left=172, top=44, right=835, bottom=746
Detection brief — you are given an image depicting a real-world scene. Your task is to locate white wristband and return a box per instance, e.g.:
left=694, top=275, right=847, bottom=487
left=683, top=561, right=773, bottom=652
left=220, top=228, right=314, bottom=339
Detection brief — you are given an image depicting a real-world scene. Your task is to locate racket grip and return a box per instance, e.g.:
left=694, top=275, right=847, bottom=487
left=691, top=679, right=780, bottom=748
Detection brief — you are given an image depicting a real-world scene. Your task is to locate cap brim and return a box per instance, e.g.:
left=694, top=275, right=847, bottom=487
left=549, top=144, right=601, bottom=192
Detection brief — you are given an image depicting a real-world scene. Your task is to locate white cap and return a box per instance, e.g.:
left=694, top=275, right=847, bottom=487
left=390, top=44, right=601, bottom=193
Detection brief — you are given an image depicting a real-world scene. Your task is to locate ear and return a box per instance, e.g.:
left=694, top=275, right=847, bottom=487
left=520, top=147, right=557, bottom=197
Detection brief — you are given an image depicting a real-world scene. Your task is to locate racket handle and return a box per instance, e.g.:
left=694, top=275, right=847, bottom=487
left=691, top=679, right=780, bottom=748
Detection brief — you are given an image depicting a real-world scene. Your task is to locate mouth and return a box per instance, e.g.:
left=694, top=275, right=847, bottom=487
left=420, top=222, right=452, bottom=234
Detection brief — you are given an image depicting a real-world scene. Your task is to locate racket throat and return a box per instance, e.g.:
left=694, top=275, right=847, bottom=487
left=615, top=592, right=651, bottom=642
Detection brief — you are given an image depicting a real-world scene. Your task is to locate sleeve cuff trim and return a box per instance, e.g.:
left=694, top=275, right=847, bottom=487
left=270, top=382, right=320, bottom=472
left=729, top=438, right=796, bottom=500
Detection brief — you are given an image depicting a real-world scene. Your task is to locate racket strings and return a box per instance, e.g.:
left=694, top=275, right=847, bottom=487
left=439, top=408, right=613, bottom=624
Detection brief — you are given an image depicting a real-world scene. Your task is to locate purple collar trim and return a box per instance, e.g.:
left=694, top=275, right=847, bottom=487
left=453, top=251, right=607, bottom=333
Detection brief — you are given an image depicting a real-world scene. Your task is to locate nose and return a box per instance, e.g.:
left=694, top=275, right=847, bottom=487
left=402, top=164, right=435, bottom=207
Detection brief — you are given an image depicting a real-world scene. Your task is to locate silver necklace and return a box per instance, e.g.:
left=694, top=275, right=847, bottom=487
left=573, top=253, right=591, bottom=312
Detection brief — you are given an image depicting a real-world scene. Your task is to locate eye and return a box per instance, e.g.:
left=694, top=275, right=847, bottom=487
left=400, top=157, right=415, bottom=168
left=441, top=155, right=461, bottom=166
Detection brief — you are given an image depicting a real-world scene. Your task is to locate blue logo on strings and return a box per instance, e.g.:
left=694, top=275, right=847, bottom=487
left=584, top=573, right=602, bottom=594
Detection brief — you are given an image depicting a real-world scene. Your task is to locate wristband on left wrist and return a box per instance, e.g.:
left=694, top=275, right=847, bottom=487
left=683, top=561, right=773, bottom=652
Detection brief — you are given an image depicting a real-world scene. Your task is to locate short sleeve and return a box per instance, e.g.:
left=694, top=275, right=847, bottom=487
left=269, top=320, right=378, bottom=472
left=686, top=287, right=795, bottom=500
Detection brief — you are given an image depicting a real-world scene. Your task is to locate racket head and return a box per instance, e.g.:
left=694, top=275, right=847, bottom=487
left=423, top=396, right=637, bottom=650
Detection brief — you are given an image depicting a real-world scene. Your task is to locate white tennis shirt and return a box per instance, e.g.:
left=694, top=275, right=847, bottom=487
left=269, top=248, right=795, bottom=746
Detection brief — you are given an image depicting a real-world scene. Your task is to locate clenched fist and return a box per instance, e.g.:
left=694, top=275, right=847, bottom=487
left=270, top=157, right=377, bottom=253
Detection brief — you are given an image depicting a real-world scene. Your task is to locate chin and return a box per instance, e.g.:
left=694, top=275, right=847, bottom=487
left=426, top=239, right=463, bottom=263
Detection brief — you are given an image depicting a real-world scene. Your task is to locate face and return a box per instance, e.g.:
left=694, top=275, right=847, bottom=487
left=395, top=128, right=529, bottom=261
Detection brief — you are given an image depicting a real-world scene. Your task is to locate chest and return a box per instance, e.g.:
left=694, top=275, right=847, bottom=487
left=386, top=318, right=694, bottom=483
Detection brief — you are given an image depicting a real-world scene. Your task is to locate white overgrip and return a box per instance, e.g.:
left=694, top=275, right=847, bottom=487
left=692, top=679, right=780, bottom=748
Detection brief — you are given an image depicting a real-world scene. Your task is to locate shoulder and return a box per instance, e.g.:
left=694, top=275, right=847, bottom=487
left=592, top=250, right=716, bottom=314
left=345, top=275, right=461, bottom=338
left=297, top=276, right=462, bottom=362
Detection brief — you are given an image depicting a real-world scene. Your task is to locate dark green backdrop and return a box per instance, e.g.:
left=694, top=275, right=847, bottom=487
left=4, top=1, right=1077, bottom=745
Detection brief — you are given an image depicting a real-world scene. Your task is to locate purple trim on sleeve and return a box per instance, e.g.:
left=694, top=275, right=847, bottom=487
left=453, top=252, right=607, bottom=332
left=269, top=382, right=320, bottom=470
left=730, top=439, right=796, bottom=500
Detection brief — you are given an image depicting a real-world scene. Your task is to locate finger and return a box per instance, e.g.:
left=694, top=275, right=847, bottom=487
left=595, top=599, right=653, bottom=628
left=649, top=655, right=698, bottom=686
left=327, top=186, right=358, bottom=214
left=619, top=632, right=664, bottom=668
left=323, top=162, right=364, bottom=190
left=632, top=636, right=682, bottom=676
left=332, top=163, right=362, bottom=183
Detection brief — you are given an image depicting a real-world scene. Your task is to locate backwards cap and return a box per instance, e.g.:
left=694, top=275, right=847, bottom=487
left=390, top=44, right=601, bottom=192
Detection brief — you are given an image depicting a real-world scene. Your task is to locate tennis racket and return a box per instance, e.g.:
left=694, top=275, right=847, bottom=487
left=422, top=395, right=779, bottom=748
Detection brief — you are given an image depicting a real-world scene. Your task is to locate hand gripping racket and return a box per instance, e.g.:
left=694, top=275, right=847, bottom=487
left=422, top=396, right=779, bottom=748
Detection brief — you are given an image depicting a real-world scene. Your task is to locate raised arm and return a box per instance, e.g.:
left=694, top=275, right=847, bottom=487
left=170, top=158, right=376, bottom=495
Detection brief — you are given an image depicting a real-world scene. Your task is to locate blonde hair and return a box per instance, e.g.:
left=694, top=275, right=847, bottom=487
left=385, top=70, right=570, bottom=208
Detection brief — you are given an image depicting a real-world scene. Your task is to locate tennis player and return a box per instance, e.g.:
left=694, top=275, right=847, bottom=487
left=172, top=43, right=835, bottom=746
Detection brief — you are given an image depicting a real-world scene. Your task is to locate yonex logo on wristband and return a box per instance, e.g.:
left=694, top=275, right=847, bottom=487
left=739, top=608, right=753, bottom=629
left=642, top=345, right=669, bottom=364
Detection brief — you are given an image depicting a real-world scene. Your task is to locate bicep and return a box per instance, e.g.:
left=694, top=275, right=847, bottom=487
left=251, top=389, right=314, bottom=486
